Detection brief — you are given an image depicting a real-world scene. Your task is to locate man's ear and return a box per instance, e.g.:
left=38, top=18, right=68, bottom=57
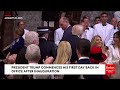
left=25, top=54, right=28, bottom=60
left=76, top=49, right=80, bottom=57
left=43, top=59, right=45, bottom=64
left=33, top=40, right=39, bottom=45
left=33, top=40, right=36, bottom=44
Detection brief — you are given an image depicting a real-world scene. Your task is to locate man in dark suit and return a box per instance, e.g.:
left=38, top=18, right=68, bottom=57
left=37, top=27, right=57, bottom=64
left=62, top=24, right=84, bottom=63
left=25, top=44, right=54, bottom=79
left=76, top=39, right=106, bottom=79
left=14, top=31, right=39, bottom=79
left=15, top=46, right=27, bottom=64
left=63, top=38, right=90, bottom=79
left=60, top=17, right=72, bottom=41
left=15, top=31, right=39, bottom=64
left=60, top=17, right=84, bottom=63
left=77, top=39, right=91, bottom=64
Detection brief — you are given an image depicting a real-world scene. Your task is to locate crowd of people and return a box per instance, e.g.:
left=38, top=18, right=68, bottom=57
left=0, top=11, right=120, bottom=79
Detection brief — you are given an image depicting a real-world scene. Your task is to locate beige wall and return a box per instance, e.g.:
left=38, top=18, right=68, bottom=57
left=14, top=11, right=42, bottom=31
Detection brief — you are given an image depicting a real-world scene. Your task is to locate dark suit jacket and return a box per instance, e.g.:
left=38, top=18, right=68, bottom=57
left=77, top=58, right=92, bottom=64
left=61, top=26, right=72, bottom=41
left=61, top=26, right=80, bottom=62
left=77, top=58, right=105, bottom=79
left=0, top=61, right=4, bottom=79
left=0, top=51, right=6, bottom=59
left=15, top=46, right=28, bottom=64
left=10, top=36, right=24, bottom=54
left=67, top=35, right=80, bottom=62
left=38, top=38, right=57, bottom=64
left=63, top=58, right=91, bottom=79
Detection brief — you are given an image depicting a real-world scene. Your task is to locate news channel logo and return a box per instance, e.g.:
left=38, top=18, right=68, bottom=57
left=4, top=17, right=23, bottom=19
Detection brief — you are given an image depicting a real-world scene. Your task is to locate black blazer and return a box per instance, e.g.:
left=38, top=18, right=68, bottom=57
left=0, top=61, right=4, bottom=79
left=10, top=36, right=24, bottom=54
left=63, top=35, right=80, bottom=62
left=61, top=26, right=80, bottom=62
left=63, top=58, right=91, bottom=79
left=38, top=38, right=57, bottom=64
left=77, top=58, right=92, bottom=64
left=61, top=26, right=72, bottom=41
left=78, top=58, right=105, bottom=79
left=15, top=46, right=28, bottom=64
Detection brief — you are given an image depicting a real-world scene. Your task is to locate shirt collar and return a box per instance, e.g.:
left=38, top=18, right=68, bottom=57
left=79, top=57, right=89, bottom=60
left=67, top=25, right=71, bottom=28
left=15, top=38, right=19, bottom=42
left=114, top=26, right=117, bottom=29
left=29, top=62, right=38, bottom=64
left=101, top=23, right=108, bottom=26
left=40, top=37, right=47, bottom=40
left=86, top=27, right=89, bottom=30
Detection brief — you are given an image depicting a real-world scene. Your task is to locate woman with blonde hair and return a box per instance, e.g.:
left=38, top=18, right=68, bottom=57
left=91, top=35, right=107, bottom=55
left=54, top=41, right=72, bottom=64
left=53, top=41, right=72, bottom=79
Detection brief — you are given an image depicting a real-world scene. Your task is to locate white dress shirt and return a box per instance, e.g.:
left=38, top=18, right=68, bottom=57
left=94, top=23, right=114, bottom=46
left=54, top=28, right=64, bottom=46
left=113, top=27, right=119, bottom=33
left=81, top=27, right=94, bottom=42
left=22, top=29, right=29, bottom=39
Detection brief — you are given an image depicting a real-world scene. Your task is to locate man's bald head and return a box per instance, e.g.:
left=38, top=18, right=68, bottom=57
left=72, top=24, right=84, bottom=36
left=111, top=18, right=117, bottom=27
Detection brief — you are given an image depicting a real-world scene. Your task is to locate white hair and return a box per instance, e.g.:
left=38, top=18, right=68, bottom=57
left=26, top=44, right=40, bottom=62
left=25, top=31, right=39, bottom=46
left=72, top=25, right=84, bottom=36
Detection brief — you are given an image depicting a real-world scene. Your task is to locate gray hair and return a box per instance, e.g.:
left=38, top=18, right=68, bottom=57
left=72, top=24, right=84, bottom=36
left=26, top=44, right=41, bottom=62
left=59, top=17, right=70, bottom=23
left=25, top=31, right=39, bottom=46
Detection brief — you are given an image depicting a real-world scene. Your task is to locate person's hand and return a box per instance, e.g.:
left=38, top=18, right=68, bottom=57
left=6, top=75, right=14, bottom=79
left=75, top=61, right=77, bottom=64
left=6, top=52, right=11, bottom=60
left=5, top=54, right=17, bottom=64
left=44, top=56, right=54, bottom=64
